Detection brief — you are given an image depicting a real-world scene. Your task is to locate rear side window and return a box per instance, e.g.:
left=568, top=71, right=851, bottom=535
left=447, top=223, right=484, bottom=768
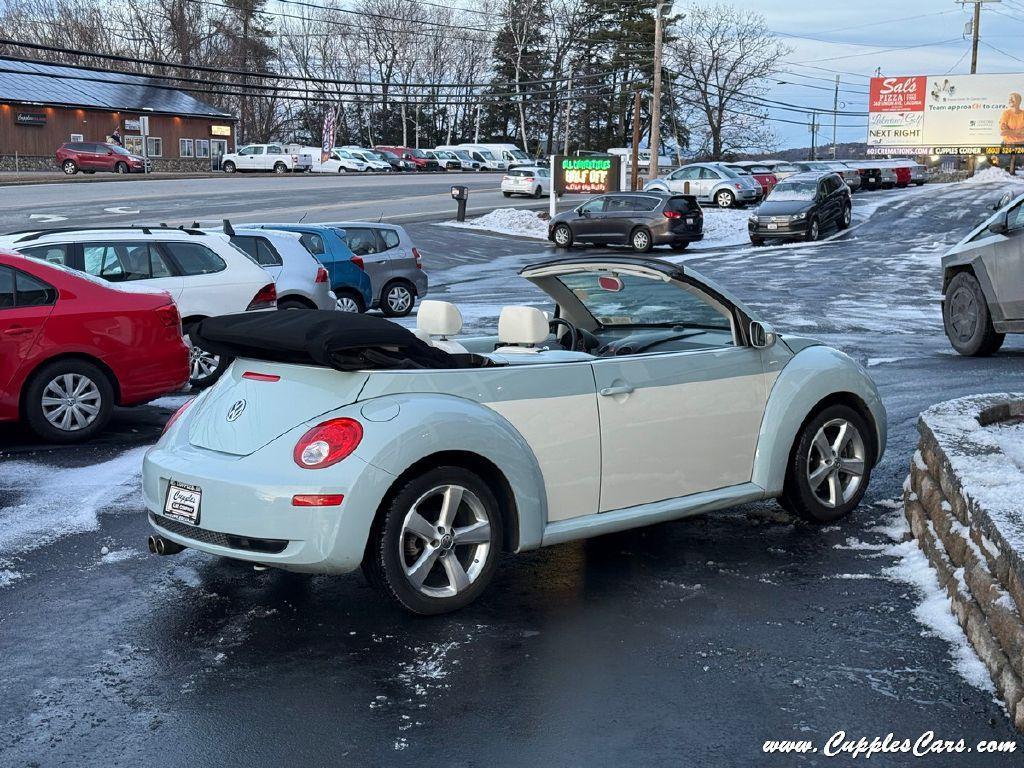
left=634, top=196, right=662, bottom=212
left=346, top=228, right=379, bottom=256
left=18, top=244, right=70, bottom=266
left=299, top=232, right=325, bottom=256
left=162, top=242, right=226, bottom=275
left=378, top=228, right=401, bottom=250
left=16, top=270, right=57, bottom=306
left=231, top=236, right=282, bottom=267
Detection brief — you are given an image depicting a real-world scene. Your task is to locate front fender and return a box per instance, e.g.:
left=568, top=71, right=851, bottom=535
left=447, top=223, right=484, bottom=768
left=752, top=345, right=887, bottom=496
left=346, top=393, right=548, bottom=552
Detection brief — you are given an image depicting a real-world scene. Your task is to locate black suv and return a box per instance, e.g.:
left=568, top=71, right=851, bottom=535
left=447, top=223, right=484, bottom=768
left=548, top=192, right=704, bottom=252
left=748, top=171, right=852, bottom=245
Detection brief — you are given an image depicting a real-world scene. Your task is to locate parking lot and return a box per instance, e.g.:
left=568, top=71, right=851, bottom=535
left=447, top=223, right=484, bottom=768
left=2, top=177, right=1024, bottom=765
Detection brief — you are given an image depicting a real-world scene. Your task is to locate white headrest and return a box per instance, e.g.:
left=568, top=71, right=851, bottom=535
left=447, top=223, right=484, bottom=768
left=498, top=306, right=549, bottom=346
left=417, top=300, right=463, bottom=338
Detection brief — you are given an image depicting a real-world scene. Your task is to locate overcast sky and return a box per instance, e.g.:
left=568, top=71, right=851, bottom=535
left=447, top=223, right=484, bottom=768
left=756, top=0, right=1024, bottom=148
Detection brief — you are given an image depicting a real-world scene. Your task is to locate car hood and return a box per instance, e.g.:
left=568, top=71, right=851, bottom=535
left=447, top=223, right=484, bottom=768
left=757, top=200, right=814, bottom=216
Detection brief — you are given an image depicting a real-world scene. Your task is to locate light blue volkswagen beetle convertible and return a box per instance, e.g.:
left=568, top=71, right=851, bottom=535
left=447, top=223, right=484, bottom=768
left=143, top=256, right=886, bottom=614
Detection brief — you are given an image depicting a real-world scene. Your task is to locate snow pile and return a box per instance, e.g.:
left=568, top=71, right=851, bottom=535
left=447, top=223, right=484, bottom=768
left=990, top=420, right=1024, bottom=472
left=965, top=166, right=1024, bottom=186
left=690, top=208, right=750, bottom=250
left=442, top=208, right=548, bottom=239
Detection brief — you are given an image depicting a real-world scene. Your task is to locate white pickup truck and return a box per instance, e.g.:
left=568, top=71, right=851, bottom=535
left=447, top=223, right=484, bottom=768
left=220, top=144, right=312, bottom=174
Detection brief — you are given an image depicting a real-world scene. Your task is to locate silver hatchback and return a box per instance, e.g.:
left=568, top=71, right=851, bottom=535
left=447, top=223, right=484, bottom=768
left=217, top=228, right=336, bottom=310
left=321, top=222, right=429, bottom=317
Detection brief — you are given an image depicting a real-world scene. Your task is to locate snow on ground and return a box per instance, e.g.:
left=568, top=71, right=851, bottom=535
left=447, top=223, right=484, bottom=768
left=440, top=208, right=548, bottom=240
left=965, top=166, right=1024, bottom=186
left=990, top=420, right=1024, bottom=472
left=0, top=445, right=148, bottom=557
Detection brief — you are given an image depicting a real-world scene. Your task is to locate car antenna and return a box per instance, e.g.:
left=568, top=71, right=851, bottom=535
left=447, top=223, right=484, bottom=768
left=298, top=211, right=308, bottom=223
left=377, top=211, right=383, bottom=223
left=222, top=219, right=235, bottom=236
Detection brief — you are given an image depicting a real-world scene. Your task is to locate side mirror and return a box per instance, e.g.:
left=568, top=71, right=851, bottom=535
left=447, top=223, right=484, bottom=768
left=989, top=216, right=1009, bottom=236
left=749, top=320, right=777, bottom=349
left=993, top=191, right=1015, bottom=211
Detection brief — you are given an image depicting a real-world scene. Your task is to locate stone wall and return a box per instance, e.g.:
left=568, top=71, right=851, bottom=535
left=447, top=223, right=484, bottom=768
left=0, top=155, right=212, bottom=173
left=905, top=394, right=1024, bottom=731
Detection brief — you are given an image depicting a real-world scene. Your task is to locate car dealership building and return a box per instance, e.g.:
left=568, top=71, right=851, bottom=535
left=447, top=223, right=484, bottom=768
left=0, top=57, right=236, bottom=172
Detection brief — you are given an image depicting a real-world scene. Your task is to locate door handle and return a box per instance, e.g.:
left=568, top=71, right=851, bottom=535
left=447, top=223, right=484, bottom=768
left=600, top=384, right=634, bottom=397
left=3, top=326, right=34, bottom=337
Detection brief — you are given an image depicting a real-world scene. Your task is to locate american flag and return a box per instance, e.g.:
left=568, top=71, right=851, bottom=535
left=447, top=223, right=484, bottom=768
left=321, top=109, right=335, bottom=163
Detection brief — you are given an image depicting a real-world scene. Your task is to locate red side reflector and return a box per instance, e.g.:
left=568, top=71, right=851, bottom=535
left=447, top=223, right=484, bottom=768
left=292, top=494, right=345, bottom=507
left=242, top=371, right=280, bottom=382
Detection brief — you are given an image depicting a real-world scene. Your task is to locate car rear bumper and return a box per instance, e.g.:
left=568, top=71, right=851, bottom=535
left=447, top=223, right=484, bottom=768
left=143, top=438, right=396, bottom=573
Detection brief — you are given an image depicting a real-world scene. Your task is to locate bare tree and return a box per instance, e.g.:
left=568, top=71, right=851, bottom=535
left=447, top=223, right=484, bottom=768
left=668, top=3, right=789, bottom=158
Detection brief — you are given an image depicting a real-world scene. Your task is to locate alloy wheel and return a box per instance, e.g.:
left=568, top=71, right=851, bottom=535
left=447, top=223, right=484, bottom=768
left=716, top=191, right=733, bottom=208
left=188, top=342, right=221, bottom=381
left=62, top=161, right=77, bottom=174
left=843, top=206, right=852, bottom=226
left=633, top=230, right=650, bottom=250
left=41, top=373, right=102, bottom=432
left=948, top=285, right=980, bottom=342
left=336, top=295, right=361, bottom=313
left=399, top=484, right=491, bottom=598
left=805, top=418, right=866, bottom=508
left=554, top=225, right=571, bottom=246
left=386, top=285, right=413, bottom=314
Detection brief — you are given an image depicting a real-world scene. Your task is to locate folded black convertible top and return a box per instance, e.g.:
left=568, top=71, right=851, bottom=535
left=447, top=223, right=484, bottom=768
left=190, top=311, right=486, bottom=371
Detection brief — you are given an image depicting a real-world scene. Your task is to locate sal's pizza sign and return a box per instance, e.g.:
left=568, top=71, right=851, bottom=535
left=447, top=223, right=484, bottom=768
left=870, top=77, right=927, bottom=113
left=553, top=155, right=621, bottom=195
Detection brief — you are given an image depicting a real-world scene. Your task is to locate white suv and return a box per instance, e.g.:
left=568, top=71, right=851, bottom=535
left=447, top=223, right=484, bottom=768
left=2, top=227, right=277, bottom=387
left=221, top=144, right=312, bottom=174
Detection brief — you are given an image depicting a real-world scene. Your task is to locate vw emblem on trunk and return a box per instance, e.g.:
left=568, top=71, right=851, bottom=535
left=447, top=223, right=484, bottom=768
left=226, top=399, right=246, bottom=422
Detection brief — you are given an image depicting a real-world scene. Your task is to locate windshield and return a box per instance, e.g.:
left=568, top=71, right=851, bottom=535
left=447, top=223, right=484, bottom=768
left=455, top=151, right=473, bottom=160
left=477, top=149, right=496, bottom=160
left=509, top=149, right=530, bottom=160
left=410, top=149, right=427, bottom=158
left=768, top=180, right=817, bottom=201
left=725, top=165, right=750, bottom=175
left=556, top=271, right=731, bottom=330
left=717, top=165, right=740, bottom=178
left=379, top=151, right=398, bottom=160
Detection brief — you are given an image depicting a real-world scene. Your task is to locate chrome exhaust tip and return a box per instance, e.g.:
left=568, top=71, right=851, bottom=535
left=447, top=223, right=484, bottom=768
left=149, top=534, right=185, bottom=556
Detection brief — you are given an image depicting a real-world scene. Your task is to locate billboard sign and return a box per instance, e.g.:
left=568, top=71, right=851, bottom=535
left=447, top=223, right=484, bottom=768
left=554, top=155, right=621, bottom=195
left=868, top=73, right=1024, bottom=153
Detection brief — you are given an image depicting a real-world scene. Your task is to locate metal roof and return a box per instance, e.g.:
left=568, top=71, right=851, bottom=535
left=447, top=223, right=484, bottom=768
left=0, top=58, right=234, bottom=119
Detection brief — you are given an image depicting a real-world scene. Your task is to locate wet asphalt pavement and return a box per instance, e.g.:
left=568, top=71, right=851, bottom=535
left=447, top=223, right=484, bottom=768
left=3, top=181, right=1024, bottom=767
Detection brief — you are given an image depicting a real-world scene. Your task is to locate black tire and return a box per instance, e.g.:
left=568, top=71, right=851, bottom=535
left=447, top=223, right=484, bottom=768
left=805, top=216, right=821, bottom=242
left=838, top=203, right=852, bottom=230
left=184, top=323, right=231, bottom=389
left=277, top=298, right=312, bottom=311
left=532, top=186, right=542, bottom=199
left=23, top=358, right=114, bottom=443
left=114, top=162, right=128, bottom=174
left=381, top=280, right=416, bottom=317
left=334, top=288, right=366, bottom=313
left=750, top=237, right=765, bottom=247
left=61, top=160, right=78, bottom=175
left=502, top=191, right=512, bottom=197
left=273, top=162, right=287, bottom=174
left=669, top=242, right=689, bottom=252
left=222, top=161, right=236, bottom=174
left=362, top=465, right=503, bottom=615
left=552, top=223, right=574, bottom=249
left=714, top=189, right=735, bottom=208
left=338, top=166, right=348, bottom=174
left=943, top=271, right=1005, bottom=356
left=630, top=226, right=654, bottom=253
left=780, top=404, right=874, bottom=523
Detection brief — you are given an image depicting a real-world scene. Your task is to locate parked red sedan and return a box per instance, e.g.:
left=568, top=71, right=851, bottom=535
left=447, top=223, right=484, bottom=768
left=0, top=251, right=188, bottom=442
left=725, top=163, right=777, bottom=197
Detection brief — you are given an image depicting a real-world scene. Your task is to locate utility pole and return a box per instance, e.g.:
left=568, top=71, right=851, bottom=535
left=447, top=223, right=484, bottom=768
left=563, top=64, right=573, bottom=156
left=962, top=0, right=1000, bottom=75
left=631, top=91, right=641, bottom=190
left=809, top=112, right=818, bottom=161
left=648, top=1, right=673, bottom=182
left=832, top=75, right=840, bottom=159
left=474, top=102, right=481, bottom=143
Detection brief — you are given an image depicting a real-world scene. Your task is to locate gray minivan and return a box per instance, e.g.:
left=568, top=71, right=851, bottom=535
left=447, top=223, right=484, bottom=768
left=321, top=222, right=429, bottom=317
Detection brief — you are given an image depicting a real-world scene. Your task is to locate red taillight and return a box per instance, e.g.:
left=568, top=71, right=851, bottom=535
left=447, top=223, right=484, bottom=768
left=292, top=494, right=345, bottom=507
left=242, top=371, right=280, bottom=382
left=155, top=302, right=181, bottom=333
left=351, top=255, right=365, bottom=271
left=734, top=183, right=742, bottom=190
left=162, top=397, right=194, bottom=435
left=315, top=266, right=328, bottom=284
left=663, top=210, right=682, bottom=219
left=523, top=177, right=534, bottom=182
left=246, top=282, right=277, bottom=311
left=293, top=417, right=363, bottom=469
left=412, top=247, right=423, bottom=269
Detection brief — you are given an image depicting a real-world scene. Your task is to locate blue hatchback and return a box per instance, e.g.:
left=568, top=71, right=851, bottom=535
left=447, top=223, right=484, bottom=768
left=249, top=224, right=373, bottom=312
